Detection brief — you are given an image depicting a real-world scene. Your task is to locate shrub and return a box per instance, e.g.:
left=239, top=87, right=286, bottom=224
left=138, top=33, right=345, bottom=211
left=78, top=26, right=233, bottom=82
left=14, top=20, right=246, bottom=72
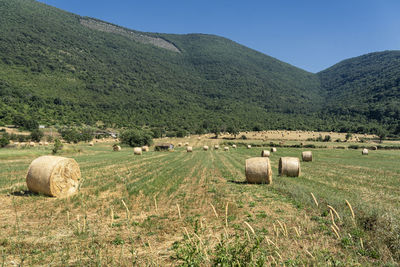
left=240, top=135, right=247, bottom=140
left=323, top=135, right=331, bottom=142
left=120, top=129, right=153, bottom=147
left=30, top=129, right=44, bottom=142
left=52, top=138, right=63, bottom=154
left=0, top=134, right=10, bottom=148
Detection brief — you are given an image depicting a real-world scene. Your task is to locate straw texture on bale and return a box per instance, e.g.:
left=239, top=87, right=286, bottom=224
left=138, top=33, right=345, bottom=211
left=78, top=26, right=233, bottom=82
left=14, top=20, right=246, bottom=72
left=279, top=157, right=301, bottom=177
left=302, top=151, right=313, bottom=162
left=245, top=157, right=272, bottom=184
left=186, top=146, right=193, bottom=152
left=224, top=146, right=229, bottom=151
left=214, top=145, right=219, bottom=150
left=362, top=148, right=368, bottom=155
left=232, top=144, right=237, bottom=148
left=142, top=146, right=149, bottom=152
left=203, top=146, right=209, bottom=151
left=26, top=156, right=81, bottom=197
left=271, top=147, right=277, bottom=152
left=261, top=150, right=270, bottom=157
left=134, top=147, right=142, bottom=155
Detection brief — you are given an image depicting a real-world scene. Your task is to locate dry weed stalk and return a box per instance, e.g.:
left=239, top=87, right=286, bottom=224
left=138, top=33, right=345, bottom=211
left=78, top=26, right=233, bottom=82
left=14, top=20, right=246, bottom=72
left=153, top=196, right=158, bottom=213
left=244, top=221, right=255, bottom=235
left=345, top=199, right=356, bottom=225
left=327, top=205, right=341, bottom=221
left=360, top=238, right=364, bottom=249
left=209, top=203, right=218, bottom=218
left=225, top=202, right=229, bottom=228
left=277, top=220, right=287, bottom=236
left=330, top=225, right=340, bottom=239
left=177, top=203, right=181, bottom=219
left=110, top=207, right=114, bottom=227
left=310, top=192, right=319, bottom=207
left=121, top=199, right=130, bottom=220
left=293, top=226, right=300, bottom=237
left=275, top=250, right=283, bottom=260
left=305, top=249, right=314, bottom=259
left=67, top=211, right=70, bottom=226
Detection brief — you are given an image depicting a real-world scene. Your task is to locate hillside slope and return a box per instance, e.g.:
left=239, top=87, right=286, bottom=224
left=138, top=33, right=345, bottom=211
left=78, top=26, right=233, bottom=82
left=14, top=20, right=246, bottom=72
left=318, top=51, right=400, bottom=134
left=0, top=0, right=325, bottom=132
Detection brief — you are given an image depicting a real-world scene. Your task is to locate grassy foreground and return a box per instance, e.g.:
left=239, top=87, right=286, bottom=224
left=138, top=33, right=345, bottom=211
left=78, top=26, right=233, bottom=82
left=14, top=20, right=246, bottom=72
left=0, top=141, right=399, bottom=266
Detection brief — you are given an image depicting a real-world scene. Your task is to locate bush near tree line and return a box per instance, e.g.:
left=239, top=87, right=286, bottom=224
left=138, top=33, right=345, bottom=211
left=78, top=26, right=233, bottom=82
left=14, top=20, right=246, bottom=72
left=120, top=129, right=153, bottom=147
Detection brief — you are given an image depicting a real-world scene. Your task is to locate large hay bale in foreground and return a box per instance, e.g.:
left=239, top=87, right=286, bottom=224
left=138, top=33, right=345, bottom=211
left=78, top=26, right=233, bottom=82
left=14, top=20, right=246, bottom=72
left=26, top=156, right=81, bottom=197
left=142, top=146, right=149, bottom=152
left=245, top=157, right=272, bottom=184
left=271, top=147, right=277, bottom=152
left=134, top=147, right=142, bottom=155
left=362, top=148, right=368, bottom=155
left=261, top=150, right=270, bottom=157
left=279, top=157, right=301, bottom=177
left=187, top=146, right=193, bottom=152
left=302, top=151, right=313, bottom=162
left=203, top=145, right=209, bottom=151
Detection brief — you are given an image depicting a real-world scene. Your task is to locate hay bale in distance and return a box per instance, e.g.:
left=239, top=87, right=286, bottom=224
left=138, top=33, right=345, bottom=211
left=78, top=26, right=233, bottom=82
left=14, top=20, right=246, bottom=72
left=224, top=146, right=229, bottom=151
left=279, top=157, right=301, bottom=177
left=89, top=142, right=94, bottom=146
left=302, top=151, right=313, bottom=162
left=134, top=147, right=142, bottom=155
left=245, top=157, right=272, bottom=184
left=113, top=145, right=121, bottom=151
left=247, top=145, right=251, bottom=149
left=178, top=143, right=182, bottom=147
left=214, top=145, right=219, bottom=150
left=371, top=146, right=378, bottom=151
left=203, top=145, right=209, bottom=151
left=271, top=147, right=277, bottom=152
left=142, top=146, right=149, bottom=152
left=26, top=156, right=81, bottom=197
left=261, top=150, right=270, bottom=157
left=232, top=144, right=237, bottom=148
left=184, top=142, right=189, bottom=146
left=29, top=142, right=35, bottom=147
left=187, top=146, right=193, bottom=152
left=362, top=148, right=368, bottom=155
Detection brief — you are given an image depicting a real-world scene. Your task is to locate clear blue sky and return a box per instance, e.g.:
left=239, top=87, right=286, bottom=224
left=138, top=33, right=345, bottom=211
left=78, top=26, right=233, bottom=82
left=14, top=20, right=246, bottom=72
left=37, top=0, right=400, bottom=73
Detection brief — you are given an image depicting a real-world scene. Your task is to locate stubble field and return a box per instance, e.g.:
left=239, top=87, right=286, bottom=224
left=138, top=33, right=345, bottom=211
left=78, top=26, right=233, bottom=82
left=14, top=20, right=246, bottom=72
left=0, top=134, right=399, bottom=266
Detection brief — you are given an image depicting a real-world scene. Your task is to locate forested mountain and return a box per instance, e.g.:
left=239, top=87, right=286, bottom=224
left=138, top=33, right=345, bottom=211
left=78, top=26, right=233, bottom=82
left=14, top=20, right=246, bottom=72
left=0, top=0, right=399, bottom=135
left=317, top=51, right=400, bottom=135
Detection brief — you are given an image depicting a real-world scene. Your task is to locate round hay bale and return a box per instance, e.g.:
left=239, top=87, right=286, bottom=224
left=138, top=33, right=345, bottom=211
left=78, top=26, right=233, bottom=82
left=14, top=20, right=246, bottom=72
left=39, top=142, right=43, bottom=146
left=184, top=142, right=189, bottom=146
left=142, top=146, right=149, bottom=152
left=29, top=142, right=35, bottom=147
left=178, top=143, right=182, bottom=147
left=245, top=157, right=272, bottom=184
left=301, top=151, right=313, bottom=162
left=279, top=157, right=301, bottom=177
left=44, top=142, right=49, bottom=146
left=371, top=146, right=378, bottom=151
left=214, top=145, right=219, bottom=150
left=198, top=137, right=201, bottom=140
left=26, top=156, right=81, bottom=197
left=247, top=145, right=251, bottom=149
left=187, top=146, right=193, bottom=152
left=134, top=147, right=142, bottom=155
left=271, top=147, right=277, bottom=152
left=224, top=146, right=229, bottom=151
left=89, top=142, right=94, bottom=146
left=362, top=148, right=368, bottom=155
left=113, top=145, right=121, bottom=151
left=203, top=145, right=209, bottom=151
left=261, top=150, right=270, bottom=157
left=232, top=144, right=237, bottom=148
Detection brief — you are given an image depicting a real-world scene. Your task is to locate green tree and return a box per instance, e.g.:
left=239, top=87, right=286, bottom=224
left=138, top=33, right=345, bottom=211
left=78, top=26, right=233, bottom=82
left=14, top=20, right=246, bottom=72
left=120, top=129, right=153, bottom=147
left=30, top=129, right=44, bottom=142
left=52, top=138, right=63, bottom=154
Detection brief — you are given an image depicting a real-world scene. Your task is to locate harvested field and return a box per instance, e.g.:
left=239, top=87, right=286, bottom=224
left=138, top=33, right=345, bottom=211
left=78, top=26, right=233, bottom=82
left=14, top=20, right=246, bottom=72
left=0, top=138, right=399, bottom=266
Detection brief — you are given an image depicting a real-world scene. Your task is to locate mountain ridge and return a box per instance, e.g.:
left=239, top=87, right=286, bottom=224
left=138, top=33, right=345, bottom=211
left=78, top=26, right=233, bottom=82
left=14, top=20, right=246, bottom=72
left=0, top=0, right=399, bottom=135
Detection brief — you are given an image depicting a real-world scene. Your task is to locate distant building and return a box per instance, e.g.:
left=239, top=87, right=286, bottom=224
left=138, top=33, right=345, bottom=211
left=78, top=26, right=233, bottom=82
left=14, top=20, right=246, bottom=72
left=39, top=125, right=46, bottom=129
